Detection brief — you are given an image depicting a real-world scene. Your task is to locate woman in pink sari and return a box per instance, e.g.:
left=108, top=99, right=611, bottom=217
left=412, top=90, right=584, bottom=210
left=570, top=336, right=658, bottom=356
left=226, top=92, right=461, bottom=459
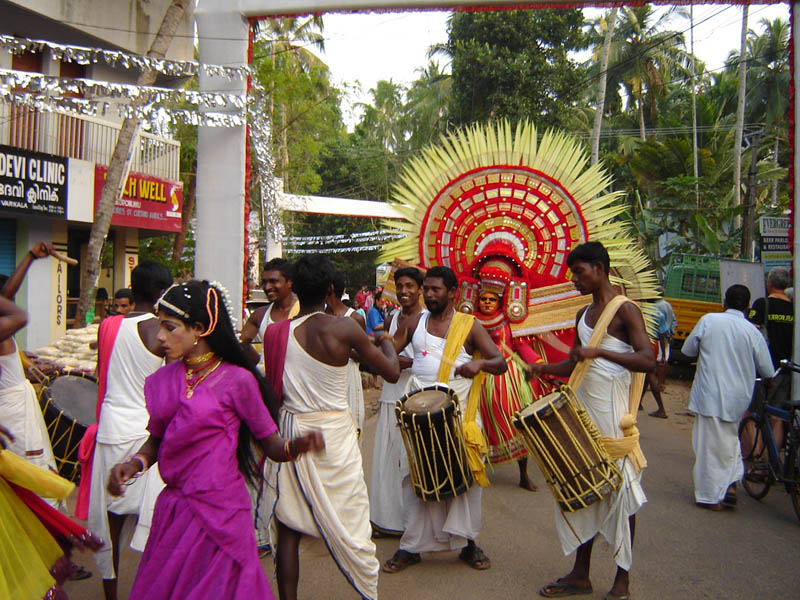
left=108, top=280, right=323, bottom=600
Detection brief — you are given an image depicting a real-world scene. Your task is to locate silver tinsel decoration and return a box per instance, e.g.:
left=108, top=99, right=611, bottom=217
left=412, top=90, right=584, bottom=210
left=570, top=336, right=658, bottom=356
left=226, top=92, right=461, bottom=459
left=0, top=34, right=249, bottom=80
left=248, top=79, right=284, bottom=244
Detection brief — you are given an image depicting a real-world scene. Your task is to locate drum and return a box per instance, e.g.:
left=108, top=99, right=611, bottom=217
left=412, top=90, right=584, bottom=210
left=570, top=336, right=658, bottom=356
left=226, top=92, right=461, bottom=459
left=512, top=386, right=622, bottom=512
left=38, top=372, right=98, bottom=482
left=395, top=385, right=473, bottom=502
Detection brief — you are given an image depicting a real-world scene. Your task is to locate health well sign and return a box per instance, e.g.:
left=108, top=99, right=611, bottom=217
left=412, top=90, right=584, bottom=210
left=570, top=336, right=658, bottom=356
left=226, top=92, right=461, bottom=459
left=94, top=166, right=182, bottom=233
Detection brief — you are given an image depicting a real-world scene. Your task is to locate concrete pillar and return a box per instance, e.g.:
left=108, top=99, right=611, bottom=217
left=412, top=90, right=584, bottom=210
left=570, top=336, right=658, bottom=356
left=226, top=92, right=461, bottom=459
left=195, top=8, right=249, bottom=325
left=113, top=227, right=138, bottom=291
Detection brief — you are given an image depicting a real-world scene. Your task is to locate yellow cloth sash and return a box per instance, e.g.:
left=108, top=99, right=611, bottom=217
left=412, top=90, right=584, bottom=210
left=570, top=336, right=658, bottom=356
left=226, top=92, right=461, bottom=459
left=0, top=449, right=75, bottom=499
left=567, top=295, right=647, bottom=474
left=436, top=311, right=489, bottom=487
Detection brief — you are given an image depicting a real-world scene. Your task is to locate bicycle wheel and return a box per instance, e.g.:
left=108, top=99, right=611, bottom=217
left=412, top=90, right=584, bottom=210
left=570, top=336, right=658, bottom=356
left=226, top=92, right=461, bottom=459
left=738, top=415, right=772, bottom=499
left=787, top=448, right=800, bottom=523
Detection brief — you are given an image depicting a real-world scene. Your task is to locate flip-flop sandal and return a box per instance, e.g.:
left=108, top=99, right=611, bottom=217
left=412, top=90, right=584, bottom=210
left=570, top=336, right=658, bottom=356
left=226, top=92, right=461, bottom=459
left=459, top=545, right=491, bottom=570
left=604, top=593, right=630, bottom=600
left=69, top=566, right=92, bottom=581
left=723, top=493, right=737, bottom=506
left=648, top=411, right=668, bottom=419
left=539, top=580, right=593, bottom=597
left=696, top=501, right=723, bottom=511
left=382, top=550, right=421, bottom=573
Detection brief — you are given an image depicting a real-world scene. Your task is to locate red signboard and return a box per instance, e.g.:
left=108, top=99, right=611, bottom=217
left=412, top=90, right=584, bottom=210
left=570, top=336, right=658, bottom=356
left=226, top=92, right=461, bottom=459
left=94, top=166, right=183, bottom=233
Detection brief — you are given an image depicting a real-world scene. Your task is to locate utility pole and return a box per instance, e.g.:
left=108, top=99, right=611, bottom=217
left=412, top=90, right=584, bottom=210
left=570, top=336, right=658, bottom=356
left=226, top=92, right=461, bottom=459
left=741, top=129, right=761, bottom=260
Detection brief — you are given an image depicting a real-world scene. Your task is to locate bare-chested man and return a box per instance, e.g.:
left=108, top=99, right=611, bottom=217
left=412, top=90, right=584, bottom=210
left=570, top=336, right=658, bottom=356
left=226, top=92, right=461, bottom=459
left=528, top=241, right=654, bottom=600
left=369, top=266, right=424, bottom=537
left=264, top=254, right=399, bottom=600
left=382, top=265, right=506, bottom=573
left=240, top=258, right=298, bottom=365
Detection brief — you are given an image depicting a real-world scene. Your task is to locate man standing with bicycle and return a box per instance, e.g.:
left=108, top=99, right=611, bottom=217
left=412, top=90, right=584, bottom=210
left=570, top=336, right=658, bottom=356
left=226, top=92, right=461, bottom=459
left=683, top=284, right=776, bottom=510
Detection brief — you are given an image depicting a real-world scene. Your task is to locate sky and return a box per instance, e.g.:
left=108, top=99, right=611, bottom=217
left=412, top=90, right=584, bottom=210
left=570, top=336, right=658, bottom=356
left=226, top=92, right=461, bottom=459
left=307, top=3, right=791, bottom=129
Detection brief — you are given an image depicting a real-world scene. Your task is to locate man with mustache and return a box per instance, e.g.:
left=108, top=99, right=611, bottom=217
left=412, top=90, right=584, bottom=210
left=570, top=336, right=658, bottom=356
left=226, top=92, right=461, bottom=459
left=382, top=265, right=506, bottom=573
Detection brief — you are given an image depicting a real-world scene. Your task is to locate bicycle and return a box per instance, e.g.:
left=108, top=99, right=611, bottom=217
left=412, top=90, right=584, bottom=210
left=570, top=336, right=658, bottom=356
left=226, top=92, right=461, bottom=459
left=738, top=359, right=800, bottom=523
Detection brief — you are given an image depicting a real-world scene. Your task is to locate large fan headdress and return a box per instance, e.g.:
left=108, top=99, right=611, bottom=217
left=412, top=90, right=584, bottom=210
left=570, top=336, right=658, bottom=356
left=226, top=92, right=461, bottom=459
left=380, top=120, right=658, bottom=338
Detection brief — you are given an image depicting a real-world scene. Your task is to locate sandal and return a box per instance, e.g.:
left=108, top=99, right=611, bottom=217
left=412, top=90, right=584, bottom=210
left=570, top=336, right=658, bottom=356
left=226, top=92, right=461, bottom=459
left=382, top=550, right=421, bottom=573
left=539, top=579, right=593, bottom=597
left=459, top=545, right=491, bottom=570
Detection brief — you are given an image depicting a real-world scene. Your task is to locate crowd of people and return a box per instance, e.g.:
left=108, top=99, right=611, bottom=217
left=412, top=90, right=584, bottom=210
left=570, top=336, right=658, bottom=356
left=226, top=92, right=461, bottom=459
left=0, top=242, right=794, bottom=600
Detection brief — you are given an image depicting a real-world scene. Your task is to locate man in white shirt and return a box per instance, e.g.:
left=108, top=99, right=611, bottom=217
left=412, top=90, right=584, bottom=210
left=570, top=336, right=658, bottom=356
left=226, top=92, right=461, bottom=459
left=682, top=284, right=775, bottom=510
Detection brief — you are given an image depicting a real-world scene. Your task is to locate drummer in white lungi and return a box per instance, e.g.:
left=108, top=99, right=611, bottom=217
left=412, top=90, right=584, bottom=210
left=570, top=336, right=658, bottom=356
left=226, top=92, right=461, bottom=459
left=382, top=265, right=506, bottom=573
left=0, top=244, right=59, bottom=478
left=369, top=266, right=424, bottom=537
left=88, top=261, right=172, bottom=600
left=528, top=242, right=654, bottom=600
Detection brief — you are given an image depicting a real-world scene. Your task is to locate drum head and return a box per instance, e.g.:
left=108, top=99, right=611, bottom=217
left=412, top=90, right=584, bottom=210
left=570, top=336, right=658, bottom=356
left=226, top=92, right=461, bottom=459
left=403, top=389, right=452, bottom=414
left=521, top=390, right=566, bottom=418
left=45, top=374, right=98, bottom=427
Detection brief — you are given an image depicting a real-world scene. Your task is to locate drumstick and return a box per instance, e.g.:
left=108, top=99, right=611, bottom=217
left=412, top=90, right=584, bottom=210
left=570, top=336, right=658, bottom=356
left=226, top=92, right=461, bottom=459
left=49, top=249, right=78, bottom=266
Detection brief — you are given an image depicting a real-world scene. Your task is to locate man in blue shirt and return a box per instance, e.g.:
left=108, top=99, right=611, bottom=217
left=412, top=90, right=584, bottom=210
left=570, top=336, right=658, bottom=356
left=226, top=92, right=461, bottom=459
left=366, top=289, right=386, bottom=337
left=682, top=284, right=775, bottom=510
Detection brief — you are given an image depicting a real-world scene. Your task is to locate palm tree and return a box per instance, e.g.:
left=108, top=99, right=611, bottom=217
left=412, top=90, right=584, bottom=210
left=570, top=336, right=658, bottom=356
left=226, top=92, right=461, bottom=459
left=610, top=6, right=691, bottom=141
left=588, top=7, right=618, bottom=165
left=355, top=80, right=406, bottom=153
left=75, top=0, right=192, bottom=326
left=404, top=61, right=451, bottom=150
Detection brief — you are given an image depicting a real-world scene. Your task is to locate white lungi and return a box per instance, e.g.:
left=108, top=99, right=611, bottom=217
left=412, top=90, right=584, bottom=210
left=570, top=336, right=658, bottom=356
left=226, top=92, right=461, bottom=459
left=692, top=414, right=742, bottom=504
left=554, top=313, right=647, bottom=572
left=397, top=313, right=482, bottom=553
left=89, top=440, right=164, bottom=578
left=0, top=345, right=56, bottom=476
left=369, top=310, right=414, bottom=534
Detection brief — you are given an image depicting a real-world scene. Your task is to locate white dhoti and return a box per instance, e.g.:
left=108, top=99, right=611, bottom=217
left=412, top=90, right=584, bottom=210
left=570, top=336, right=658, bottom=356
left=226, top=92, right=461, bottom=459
left=269, top=409, right=379, bottom=600
left=554, top=368, right=646, bottom=572
left=347, top=359, right=365, bottom=435
left=0, top=380, right=56, bottom=474
left=692, top=414, right=742, bottom=504
left=369, top=368, right=412, bottom=535
left=89, top=439, right=165, bottom=579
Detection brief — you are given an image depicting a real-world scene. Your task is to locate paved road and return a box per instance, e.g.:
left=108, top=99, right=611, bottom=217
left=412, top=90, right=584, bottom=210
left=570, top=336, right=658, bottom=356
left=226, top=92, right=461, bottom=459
left=66, top=379, right=800, bottom=599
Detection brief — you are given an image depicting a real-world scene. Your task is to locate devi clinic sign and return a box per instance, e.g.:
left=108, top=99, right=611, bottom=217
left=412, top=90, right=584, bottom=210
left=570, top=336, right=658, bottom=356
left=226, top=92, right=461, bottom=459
left=0, top=145, right=67, bottom=217
left=94, top=166, right=182, bottom=233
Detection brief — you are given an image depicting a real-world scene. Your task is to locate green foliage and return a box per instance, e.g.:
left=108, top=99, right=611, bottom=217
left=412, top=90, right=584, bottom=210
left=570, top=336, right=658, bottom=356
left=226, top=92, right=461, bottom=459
left=445, top=10, right=587, bottom=129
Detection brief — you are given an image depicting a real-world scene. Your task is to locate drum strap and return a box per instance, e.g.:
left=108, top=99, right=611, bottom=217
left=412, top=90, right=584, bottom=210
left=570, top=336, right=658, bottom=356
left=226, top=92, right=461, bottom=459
left=567, top=295, right=647, bottom=474
left=437, top=311, right=490, bottom=487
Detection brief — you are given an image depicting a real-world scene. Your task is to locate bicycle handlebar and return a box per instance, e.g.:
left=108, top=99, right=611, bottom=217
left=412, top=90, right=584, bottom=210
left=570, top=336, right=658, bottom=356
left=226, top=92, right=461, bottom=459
left=778, top=359, right=800, bottom=375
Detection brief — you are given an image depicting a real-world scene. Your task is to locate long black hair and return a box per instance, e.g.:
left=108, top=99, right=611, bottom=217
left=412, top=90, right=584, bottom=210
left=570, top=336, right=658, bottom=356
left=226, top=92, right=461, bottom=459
left=156, top=280, right=279, bottom=486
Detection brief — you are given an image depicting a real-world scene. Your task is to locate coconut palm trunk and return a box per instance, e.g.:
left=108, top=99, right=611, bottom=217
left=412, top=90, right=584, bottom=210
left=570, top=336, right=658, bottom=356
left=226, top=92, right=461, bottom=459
left=74, top=0, right=191, bottom=327
left=591, top=7, right=618, bottom=166
left=733, top=5, right=749, bottom=227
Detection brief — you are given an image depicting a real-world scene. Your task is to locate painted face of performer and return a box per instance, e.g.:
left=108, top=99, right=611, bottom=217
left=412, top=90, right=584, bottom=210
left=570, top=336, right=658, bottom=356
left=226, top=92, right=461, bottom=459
left=570, top=260, right=604, bottom=295
left=395, top=276, right=420, bottom=310
left=423, top=276, right=455, bottom=315
left=262, top=269, right=291, bottom=303
left=478, top=291, right=501, bottom=316
left=156, top=312, right=205, bottom=361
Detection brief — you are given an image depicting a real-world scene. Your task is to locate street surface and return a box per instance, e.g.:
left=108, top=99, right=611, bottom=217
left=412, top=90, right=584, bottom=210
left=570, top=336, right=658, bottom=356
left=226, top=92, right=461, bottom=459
left=66, top=378, right=800, bottom=599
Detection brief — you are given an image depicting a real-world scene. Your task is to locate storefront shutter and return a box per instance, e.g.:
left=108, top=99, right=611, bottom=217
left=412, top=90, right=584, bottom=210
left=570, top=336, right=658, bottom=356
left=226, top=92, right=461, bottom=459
left=0, top=219, right=16, bottom=277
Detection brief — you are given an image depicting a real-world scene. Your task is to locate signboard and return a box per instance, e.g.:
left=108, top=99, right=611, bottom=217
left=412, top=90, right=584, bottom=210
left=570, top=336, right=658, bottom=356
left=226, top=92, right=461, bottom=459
left=759, top=216, right=791, bottom=273
left=94, top=166, right=183, bottom=233
left=0, top=144, right=67, bottom=217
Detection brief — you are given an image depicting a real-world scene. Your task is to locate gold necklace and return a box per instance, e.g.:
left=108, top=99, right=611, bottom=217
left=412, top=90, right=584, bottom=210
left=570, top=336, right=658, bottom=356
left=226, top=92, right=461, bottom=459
left=185, top=358, right=222, bottom=398
left=185, top=351, right=215, bottom=367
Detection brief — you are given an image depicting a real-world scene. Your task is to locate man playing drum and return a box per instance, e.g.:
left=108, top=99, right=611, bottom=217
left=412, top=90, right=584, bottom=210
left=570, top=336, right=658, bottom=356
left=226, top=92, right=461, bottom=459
left=86, top=261, right=173, bottom=600
left=382, top=265, right=506, bottom=573
left=369, top=266, right=424, bottom=537
left=527, top=242, right=654, bottom=600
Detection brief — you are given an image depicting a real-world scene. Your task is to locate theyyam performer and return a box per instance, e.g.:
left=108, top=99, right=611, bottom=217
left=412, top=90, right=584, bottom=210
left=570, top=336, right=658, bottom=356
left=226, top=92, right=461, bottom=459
left=378, top=121, right=659, bottom=592
left=108, top=280, right=324, bottom=600
left=263, top=254, right=400, bottom=600
left=369, top=265, right=424, bottom=537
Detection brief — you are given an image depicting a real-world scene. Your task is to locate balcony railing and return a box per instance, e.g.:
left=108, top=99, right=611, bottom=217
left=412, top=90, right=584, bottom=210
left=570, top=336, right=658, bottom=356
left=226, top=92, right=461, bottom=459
left=0, top=103, right=180, bottom=181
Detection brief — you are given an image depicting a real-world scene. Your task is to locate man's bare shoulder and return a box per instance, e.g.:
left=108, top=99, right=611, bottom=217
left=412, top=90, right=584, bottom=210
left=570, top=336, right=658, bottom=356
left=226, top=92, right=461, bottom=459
left=137, top=315, right=165, bottom=356
left=247, top=305, right=269, bottom=324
